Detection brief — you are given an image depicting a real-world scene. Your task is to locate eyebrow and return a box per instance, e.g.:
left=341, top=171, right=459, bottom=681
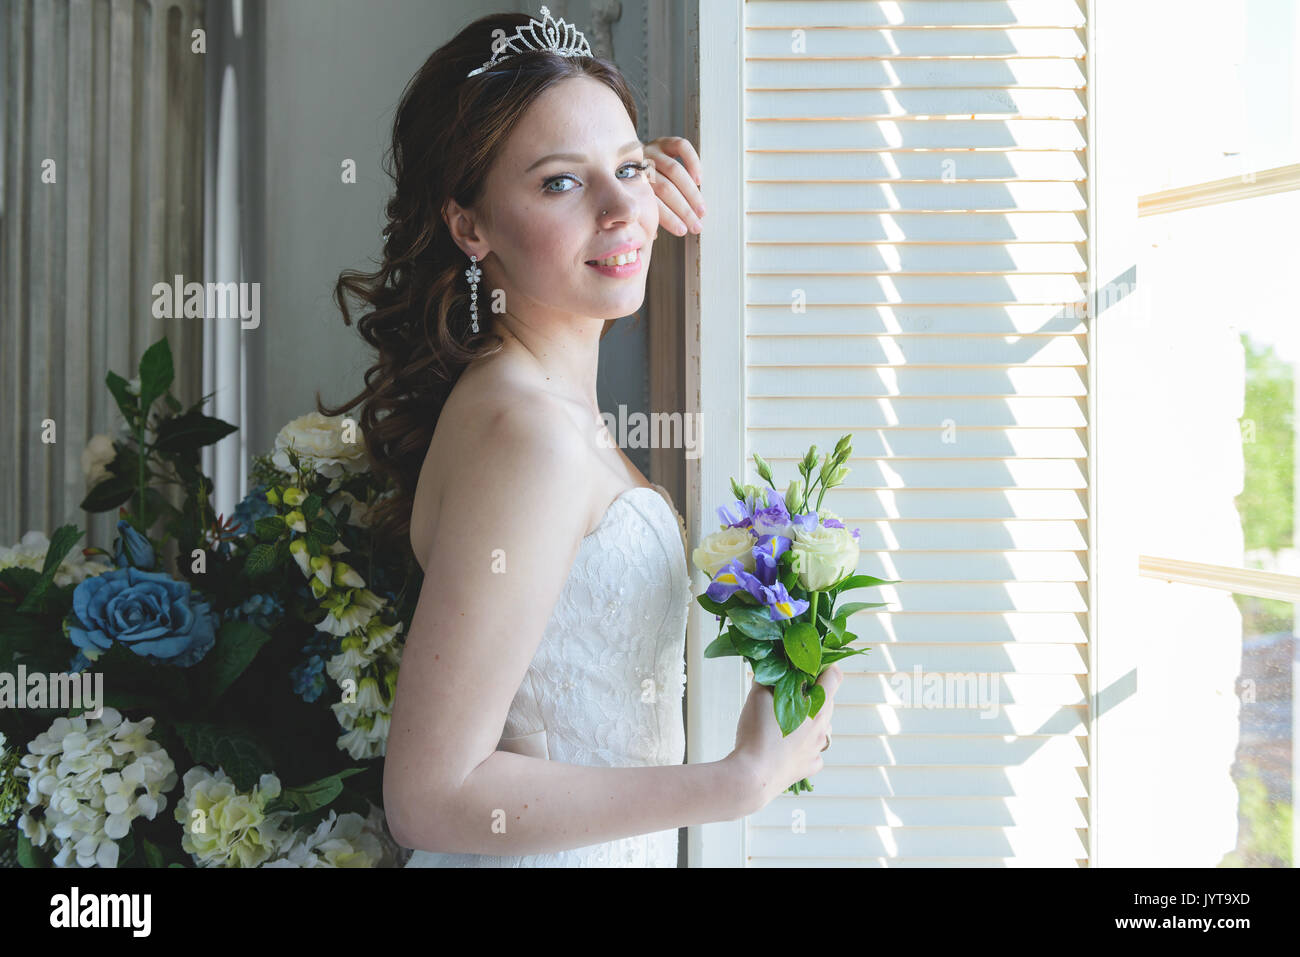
left=525, top=139, right=644, bottom=173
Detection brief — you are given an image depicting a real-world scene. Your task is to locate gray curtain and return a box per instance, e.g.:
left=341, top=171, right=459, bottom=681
left=1, top=0, right=206, bottom=554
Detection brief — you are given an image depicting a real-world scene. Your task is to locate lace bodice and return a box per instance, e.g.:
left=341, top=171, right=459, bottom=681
left=404, top=482, right=692, bottom=867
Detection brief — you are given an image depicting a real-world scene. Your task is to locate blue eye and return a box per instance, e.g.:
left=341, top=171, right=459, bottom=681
left=543, top=161, right=652, bottom=194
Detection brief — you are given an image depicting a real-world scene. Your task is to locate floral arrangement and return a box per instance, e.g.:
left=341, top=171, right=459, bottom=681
left=690, top=434, right=898, bottom=794
left=0, top=337, right=421, bottom=867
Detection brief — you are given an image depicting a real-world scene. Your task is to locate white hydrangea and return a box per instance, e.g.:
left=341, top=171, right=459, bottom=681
left=14, top=708, right=178, bottom=868
left=172, top=766, right=292, bottom=868
left=0, top=531, right=114, bottom=588
left=262, top=809, right=385, bottom=868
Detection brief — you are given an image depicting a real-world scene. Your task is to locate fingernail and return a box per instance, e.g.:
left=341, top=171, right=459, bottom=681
left=696, top=203, right=707, bottom=216
left=690, top=220, right=702, bottom=233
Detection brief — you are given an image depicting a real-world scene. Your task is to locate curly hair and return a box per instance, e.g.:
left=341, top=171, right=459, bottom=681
left=316, top=11, right=641, bottom=560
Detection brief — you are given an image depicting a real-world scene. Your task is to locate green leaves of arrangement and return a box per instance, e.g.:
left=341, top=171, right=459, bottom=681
left=83, top=337, right=236, bottom=542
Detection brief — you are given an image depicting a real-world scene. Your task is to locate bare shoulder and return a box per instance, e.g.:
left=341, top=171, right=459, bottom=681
left=409, top=368, right=592, bottom=568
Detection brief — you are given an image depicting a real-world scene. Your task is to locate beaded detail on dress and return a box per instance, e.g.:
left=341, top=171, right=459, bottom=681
left=403, top=482, right=692, bottom=867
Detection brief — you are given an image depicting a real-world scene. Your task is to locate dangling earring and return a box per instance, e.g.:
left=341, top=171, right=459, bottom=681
left=465, top=253, right=482, bottom=333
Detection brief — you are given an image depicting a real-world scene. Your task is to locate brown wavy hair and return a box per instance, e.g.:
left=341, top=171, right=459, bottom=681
left=316, top=11, right=640, bottom=560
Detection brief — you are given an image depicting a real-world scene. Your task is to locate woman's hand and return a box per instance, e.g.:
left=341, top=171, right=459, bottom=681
left=643, top=136, right=706, bottom=237
left=728, top=664, right=843, bottom=815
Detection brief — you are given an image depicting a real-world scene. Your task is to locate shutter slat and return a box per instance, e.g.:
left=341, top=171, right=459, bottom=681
left=746, top=1, right=1086, bottom=30
left=741, top=0, right=1089, bottom=864
left=747, top=57, right=1086, bottom=89
left=748, top=826, right=1088, bottom=859
left=746, top=28, right=1085, bottom=59
left=751, top=795, right=1088, bottom=828
left=747, top=88, right=1086, bottom=119
left=816, top=704, right=1089, bottom=736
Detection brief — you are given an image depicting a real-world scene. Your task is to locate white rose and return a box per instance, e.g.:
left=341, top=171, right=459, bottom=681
left=691, top=527, right=757, bottom=579
left=790, top=523, right=860, bottom=592
left=81, top=434, right=117, bottom=489
left=0, top=531, right=112, bottom=587
left=271, top=412, right=370, bottom=480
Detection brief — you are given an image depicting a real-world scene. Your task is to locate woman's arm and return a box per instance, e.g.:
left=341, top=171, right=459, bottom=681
left=383, top=395, right=756, bottom=855
left=400, top=745, right=752, bottom=856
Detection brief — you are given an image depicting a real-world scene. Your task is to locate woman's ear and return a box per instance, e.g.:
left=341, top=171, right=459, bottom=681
left=442, top=197, right=486, bottom=259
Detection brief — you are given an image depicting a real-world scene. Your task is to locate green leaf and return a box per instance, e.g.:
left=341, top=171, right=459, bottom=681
left=696, top=592, right=744, bottom=617
left=727, top=605, right=781, bottom=641
left=152, top=408, right=238, bottom=456
left=830, top=574, right=900, bottom=597
left=243, top=543, right=278, bottom=578
left=105, top=370, right=138, bottom=421
left=301, top=494, right=322, bottom=521
left=728, top=628, right=775, bottom=660
left=17, top=525, right=84, bottom=613
left=79, top=472, right=136, bottom=513
left=254, top=515, right=287, bottom=541
left=16, top=832, right=50, bottom=868
left=140, top=838, right=165, bottom=868
left=307, top=521, right=338, bottom=548
left=138, top=338, right=175, bottom=416
left=116, top=829, right=136, bottom=865
left=280, top=768, right=366, bottom=814
left=753, top=654, right=788, bottom=686
left=819, top=647, right=870, bottom=672
left=204, top=620, right=272, bottom=701
left=174, top=721, right=273, bottom=791
left=807, top=681, right=827, bottom=719
left=773, top=670, right=811, bottom=736
left=834, top=601, right=886, bottom=619
left=819, top=613, right=847, bottom=648
left=782, top=620, right=821, bottom=675
left=704, top=632, right=741, bottom=658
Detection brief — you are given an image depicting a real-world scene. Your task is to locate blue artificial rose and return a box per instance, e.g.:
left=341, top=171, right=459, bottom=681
left=112, top=519, right=157, bottom=571
left=67, top=566, right=216, bottom=667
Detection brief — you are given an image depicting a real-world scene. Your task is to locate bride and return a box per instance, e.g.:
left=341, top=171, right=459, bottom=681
left=320, top=8, right=841, bottom=867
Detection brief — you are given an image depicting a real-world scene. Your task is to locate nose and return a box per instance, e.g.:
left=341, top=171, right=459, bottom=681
left=593, top=180, right=638, bottom=226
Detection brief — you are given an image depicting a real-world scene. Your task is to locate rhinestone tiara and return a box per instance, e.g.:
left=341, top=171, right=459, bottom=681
left=466, top=5, right=594, bottom=78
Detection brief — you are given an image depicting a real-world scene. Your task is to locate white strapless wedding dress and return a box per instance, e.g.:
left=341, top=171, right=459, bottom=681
left=404, top=482, right=693, bottom=867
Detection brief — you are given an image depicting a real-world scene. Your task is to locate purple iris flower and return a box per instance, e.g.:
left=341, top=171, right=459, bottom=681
left=717, top=500, right=755, bottom=530
left=751, top=533, right=791, bottom=586
left=705, top=551, right=811, bottom=623
left=821, top=516, right=862, bottom=540
left=759, top=580, right=809, bottom=621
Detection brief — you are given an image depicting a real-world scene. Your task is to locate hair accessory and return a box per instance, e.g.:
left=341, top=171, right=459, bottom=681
left=465, top=254, right=481, bottom=333
left=466, top=5, right=594, bottom=78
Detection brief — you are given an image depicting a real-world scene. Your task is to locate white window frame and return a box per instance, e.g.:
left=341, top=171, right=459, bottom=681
left=687, top=0, right=747, bottom=868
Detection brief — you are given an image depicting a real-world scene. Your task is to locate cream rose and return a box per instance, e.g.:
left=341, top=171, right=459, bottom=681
left=271, top=412, right=370, bottom=480
left=691, top=526, right=758, bottom=579
left=790, top=523, right=860, bottom=592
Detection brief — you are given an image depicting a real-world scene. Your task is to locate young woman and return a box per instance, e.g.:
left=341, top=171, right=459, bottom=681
left=320, top=7, right=840, bottom=867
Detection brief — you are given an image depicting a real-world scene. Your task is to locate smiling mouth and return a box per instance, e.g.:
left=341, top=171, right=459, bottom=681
left=585, top=248, right=641, bottom=267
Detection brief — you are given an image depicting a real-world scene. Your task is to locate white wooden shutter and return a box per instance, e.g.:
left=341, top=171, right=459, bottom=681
left=737, top=0, right=1090, bottom=866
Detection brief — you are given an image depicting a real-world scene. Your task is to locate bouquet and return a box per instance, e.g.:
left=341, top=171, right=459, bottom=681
left=690, top=434, right=899, bottom=794
left=0, top=336, right=422, bottom=867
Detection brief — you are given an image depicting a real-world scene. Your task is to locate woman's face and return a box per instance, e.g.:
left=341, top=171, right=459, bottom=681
left=468, top=76, right=659, bottom=325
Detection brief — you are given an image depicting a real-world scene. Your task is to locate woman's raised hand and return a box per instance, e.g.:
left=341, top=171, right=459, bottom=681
left=643, top=136, right=706, bottom=237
